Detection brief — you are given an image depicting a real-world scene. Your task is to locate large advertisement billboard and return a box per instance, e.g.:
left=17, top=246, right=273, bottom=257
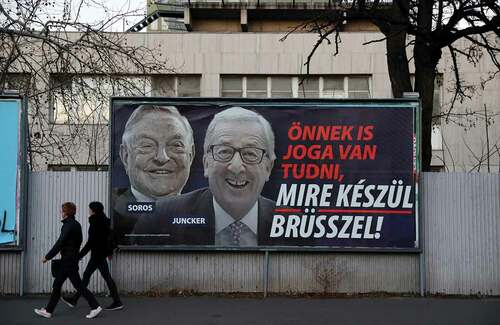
left=0, top=96, right=26, bottom=247
left=111, top=98, right=420, bottom=250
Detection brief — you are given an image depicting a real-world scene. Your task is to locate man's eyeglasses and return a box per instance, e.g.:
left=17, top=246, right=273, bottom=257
left=209, top=145, right=267, bottom=165
left=134, top=139, right=188, bottom=156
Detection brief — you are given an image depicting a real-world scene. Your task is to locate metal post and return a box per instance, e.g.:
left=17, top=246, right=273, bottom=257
left=263, top=251, right=269, bottom=298
left=20, top=96, right=29, bottom=296
left=20, top=250, right=25, bottom=296
left=419, top=250, right=425, bottom=297
left=419, top=175, right=426, bottom=297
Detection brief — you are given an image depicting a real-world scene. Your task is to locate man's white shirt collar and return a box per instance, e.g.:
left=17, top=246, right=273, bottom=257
left=131, top=187, right=155, bottom=202
left=213, top=198, right=258, bottom=235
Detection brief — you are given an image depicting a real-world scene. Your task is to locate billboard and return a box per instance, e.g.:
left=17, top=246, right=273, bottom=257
left=0, top=96, right=26, bottom=247
left=111, top=98, right=420, bottom=251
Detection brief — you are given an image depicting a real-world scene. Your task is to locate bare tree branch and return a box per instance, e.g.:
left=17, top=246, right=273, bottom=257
left=1, top=0, right=173, bottom=169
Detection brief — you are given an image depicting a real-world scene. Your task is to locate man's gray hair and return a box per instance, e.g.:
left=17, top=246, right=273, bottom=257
left=122, top=104, right=194, bottom=149
left=203, top=107, right=276, bottom=161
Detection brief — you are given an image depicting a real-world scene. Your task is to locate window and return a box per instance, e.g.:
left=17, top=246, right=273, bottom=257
left=323, top=76, right=345, bottom=98
left=151, top=75, right=201, bottom=97
left=221, top=76, right=243, bottom=97
left=221, top=76, right=293, bottom=98
left=151, top=76, right=175, bottom=97
left=48, top=164, right=108, bottom=171
left=348, top=76, right=371, bottom=99
left=51, top=75, right=151, bottom=124
left=177, top=76, right=201, bottom=97
left=410, top=74, right=442, bottom=125
left=246, top=76, right=268, bottom=98
left=271, top=77, right=293, bottom=98
left=221, top=75, right=370, bottom=99
left=164, top=18, right=186, bottom=31
left=433, top=75, right=443, bottom=123
left=298, top=77, right=320, bottom=98
left=409, top=74, right=444, bottom=165
left=1, top=73, right=31, bottom=94
left=51, top=75, right=201, bottom=124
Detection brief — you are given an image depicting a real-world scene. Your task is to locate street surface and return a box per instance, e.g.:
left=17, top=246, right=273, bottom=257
left=1, top=295, right=499, bottom=324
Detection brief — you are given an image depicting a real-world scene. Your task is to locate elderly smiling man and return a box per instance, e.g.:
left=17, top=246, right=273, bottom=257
left=133, top=107, right=277, bottom=246
left=113, top=105, right=195, bottom=243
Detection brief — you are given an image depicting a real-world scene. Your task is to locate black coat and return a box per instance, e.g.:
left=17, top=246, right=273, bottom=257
left=112, top=188, right=139, bottom=245
left=79, top=213, right=112, bottom=259
left=45, top=215, right=82, bottom=262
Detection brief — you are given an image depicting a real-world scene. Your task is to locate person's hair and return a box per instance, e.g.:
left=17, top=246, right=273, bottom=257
left=203, top=107, right=276, bottom=161
left=61, top=202, right=76, bottom=216
left=121, top=104, right=194, bottom=151
left=89, top=201, right=105, bottom=216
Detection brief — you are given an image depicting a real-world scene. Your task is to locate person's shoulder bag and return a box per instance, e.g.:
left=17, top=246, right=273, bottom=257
left=51, top=259, right=62, bottom=277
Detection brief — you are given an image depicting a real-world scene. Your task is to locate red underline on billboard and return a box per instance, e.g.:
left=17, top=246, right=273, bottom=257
left=273, top=208, right=413, bottom=215
left=318, top=209, right=413, bottom=215
left=274, top=208, right=303, bottom=213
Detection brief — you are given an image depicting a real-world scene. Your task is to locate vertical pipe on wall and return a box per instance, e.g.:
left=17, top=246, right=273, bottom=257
left=263, top=251, right=269, bottom=298
left=419, top=177, right=426, bottom=297
left=418, top=99, right=425, bottom=297
left=419, top=251, right=425, bottom=296
left=20, top=250, right=24, bottom=296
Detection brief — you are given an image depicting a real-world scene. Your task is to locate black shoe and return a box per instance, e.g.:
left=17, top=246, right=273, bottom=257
left=61, top=296, right=76, bottom=308
left=104, top=302, right=124, bottom=311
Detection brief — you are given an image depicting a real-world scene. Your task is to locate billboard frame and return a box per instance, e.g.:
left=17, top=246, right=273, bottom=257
left=0, top=94, right=29, bottom=251
left=109, top=96, right=422, bottom=253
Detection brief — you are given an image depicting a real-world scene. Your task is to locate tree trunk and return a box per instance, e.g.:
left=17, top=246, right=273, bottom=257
left=414, top=0, right=440, bottom=171
left=386, top=31, right=413, bottom=98
left=371, top=0, right=412, bottom=98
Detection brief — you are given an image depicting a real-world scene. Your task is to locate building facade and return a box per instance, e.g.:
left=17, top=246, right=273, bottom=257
left=5, top=0, right=499, bottom=172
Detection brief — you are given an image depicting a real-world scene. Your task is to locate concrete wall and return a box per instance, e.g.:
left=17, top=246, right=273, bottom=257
left=19, top=31, right=499, bottom=172
left=144, top=32, right=499, bottom=172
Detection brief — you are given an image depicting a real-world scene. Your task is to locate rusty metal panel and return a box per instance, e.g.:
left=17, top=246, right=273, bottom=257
left=113, top=251, right=263, bottom=293
left=26, top=172, right=108, bottom=294
left=268, top=253, right=419, bottom=293
left=0, top=251, right=21, bottom=294
left=423, top=173, right=500, bottom=295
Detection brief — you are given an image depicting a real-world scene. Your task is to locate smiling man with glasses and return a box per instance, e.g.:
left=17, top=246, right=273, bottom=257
left=133, top=107, right=277, bottom=246
left=203, top=107, right=276, bottom=246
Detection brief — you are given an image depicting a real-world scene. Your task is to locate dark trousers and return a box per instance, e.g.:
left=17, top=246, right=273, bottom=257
left=72, top=256, right=121, bottom=304
left=46, top=261, right=99, bottom=313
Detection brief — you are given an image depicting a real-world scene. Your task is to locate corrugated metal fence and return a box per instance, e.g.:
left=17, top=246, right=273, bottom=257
left=0, top=172, right=498, bottom=295
left=0, top=251, right=21, bottom=294
left=25, top=172, right=108, bottom=294
left=422, top=173, right=500, bottom=295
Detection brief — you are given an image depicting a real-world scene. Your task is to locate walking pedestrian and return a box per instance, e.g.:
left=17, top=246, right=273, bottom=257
left=34, top=202, right=102, bottom=319
left=62, top=201, right=123, bottom=311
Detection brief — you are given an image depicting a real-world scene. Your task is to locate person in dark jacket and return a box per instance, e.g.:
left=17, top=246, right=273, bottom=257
left=62, top=201, right=123, bottom=311
left=34, top=202, right=102, bottom=319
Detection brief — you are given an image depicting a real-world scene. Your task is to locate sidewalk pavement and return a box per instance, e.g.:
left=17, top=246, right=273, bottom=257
left=1, top=295, right=499, bottom=325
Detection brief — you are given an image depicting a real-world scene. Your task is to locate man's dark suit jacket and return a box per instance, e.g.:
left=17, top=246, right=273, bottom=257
left=131, top=188, right=276, bottom=246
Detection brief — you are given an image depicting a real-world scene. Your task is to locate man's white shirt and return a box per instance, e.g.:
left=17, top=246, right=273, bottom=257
left=213, top=198, right=258, bottom=246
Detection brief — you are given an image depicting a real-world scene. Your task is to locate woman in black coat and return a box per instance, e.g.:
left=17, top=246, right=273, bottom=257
left=34, top=202, right=102, bottom=319
left=62, top=201, right=123, bottom=310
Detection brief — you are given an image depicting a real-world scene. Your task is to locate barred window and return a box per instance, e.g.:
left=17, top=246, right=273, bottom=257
left=221, top=75, right=370, bottom=99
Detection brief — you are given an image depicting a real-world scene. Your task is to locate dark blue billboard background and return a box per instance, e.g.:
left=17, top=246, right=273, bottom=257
left=111, top=98, right=419, bottom=249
